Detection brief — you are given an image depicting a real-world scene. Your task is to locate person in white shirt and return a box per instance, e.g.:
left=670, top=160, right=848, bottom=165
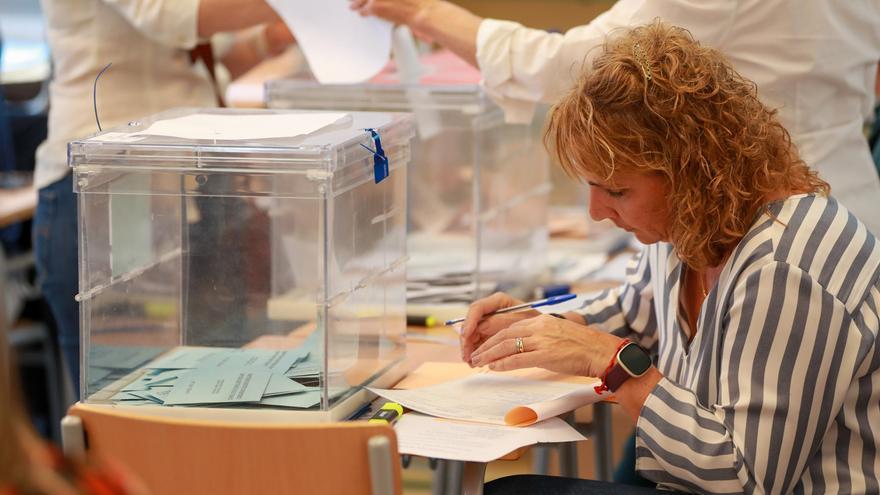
left=351, top=0, right=880, bottom=235
left=34, top=0, right=294, bottom=399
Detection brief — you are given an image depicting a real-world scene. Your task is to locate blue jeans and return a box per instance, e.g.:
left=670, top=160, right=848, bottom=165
left=34, top=173, right=79, bottom=399
left=484, top=475, right=676, bottom=495
left=614, top=433, right=656, bottom=487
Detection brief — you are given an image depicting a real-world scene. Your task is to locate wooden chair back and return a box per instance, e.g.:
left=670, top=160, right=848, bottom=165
left=63, top=403, right=402, bottom=495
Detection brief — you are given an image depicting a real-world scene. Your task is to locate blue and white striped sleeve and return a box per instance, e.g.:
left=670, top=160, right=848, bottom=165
left=635, top=261, right=867, bottom=494
left=574, top=248, right=659, bottom=351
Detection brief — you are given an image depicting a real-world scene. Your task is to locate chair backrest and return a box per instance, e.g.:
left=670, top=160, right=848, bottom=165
left=63, top=403, right=402, bottom=495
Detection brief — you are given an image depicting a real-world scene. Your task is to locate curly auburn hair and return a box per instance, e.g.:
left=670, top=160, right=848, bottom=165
left=544, top=20, right=829, bottom=269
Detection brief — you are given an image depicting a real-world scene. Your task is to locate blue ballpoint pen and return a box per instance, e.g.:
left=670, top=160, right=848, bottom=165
left=444, top=294, right=577, bottom=326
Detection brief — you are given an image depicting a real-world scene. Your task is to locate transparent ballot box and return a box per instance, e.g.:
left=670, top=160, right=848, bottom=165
left=265, top=51, right=550, bottom=310
left=70, top=108, right=412, bottom=421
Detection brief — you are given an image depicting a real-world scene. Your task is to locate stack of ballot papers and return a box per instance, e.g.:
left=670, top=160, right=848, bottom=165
left=96, top=345, right=346, bottom=409
left=368, top=371, right=607, bottom=462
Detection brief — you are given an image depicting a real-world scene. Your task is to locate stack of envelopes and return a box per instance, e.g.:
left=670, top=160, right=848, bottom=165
left=106, top=345, right=346, bottom=409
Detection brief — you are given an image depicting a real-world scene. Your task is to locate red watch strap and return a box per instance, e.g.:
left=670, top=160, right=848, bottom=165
left=604, top=363, right=632, bottom=392
left=594, top=339, right=630, bottom=395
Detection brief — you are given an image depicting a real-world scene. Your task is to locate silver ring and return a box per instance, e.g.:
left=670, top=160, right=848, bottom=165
left=515, top=337, right=525, bottom=354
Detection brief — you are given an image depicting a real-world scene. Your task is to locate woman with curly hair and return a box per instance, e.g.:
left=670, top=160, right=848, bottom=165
left=462, top=21, right=880, bottom=494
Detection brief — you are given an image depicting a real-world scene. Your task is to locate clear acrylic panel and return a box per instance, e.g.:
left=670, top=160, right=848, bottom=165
left=72, top=108, right=412, bottom=418
left=266, top=55, right=550, bottom=305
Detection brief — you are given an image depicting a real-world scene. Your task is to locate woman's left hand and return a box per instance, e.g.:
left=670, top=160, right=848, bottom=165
left=468, top=314, right=623, bottom=377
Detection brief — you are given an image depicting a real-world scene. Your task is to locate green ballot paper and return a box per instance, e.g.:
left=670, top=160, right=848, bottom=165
left=163, top=368, right=271, bottom=406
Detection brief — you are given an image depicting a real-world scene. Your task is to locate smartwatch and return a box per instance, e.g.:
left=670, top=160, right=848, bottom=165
left=604, top=342, right=652, bottom=392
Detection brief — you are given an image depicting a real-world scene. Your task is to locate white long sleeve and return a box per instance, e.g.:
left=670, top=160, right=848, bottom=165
left=474, top=0, right=880, bottom=234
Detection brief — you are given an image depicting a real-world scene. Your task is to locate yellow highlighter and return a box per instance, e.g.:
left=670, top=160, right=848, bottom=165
left=368, top=402, right=404, bottom=425
left=406, top=314, right=438, bottom=327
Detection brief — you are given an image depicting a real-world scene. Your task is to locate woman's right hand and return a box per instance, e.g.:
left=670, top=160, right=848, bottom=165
left=459, top=292, right=539, bottom=365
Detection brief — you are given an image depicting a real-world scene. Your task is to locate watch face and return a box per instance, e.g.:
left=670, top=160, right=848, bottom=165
left=618, top=343, right=652, bottom=377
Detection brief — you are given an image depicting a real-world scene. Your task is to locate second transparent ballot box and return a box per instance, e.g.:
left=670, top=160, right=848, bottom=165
left=266, top=52, right=550, bottom=306
left=70, top=108, right=413, bottom=420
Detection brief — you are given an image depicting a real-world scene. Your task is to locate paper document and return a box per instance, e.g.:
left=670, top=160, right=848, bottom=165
left=198, top=348, right=307, bottom=374
left=268, top=0, right=392, bottom=83
left=98, top=343, right=331, bottom=409
left=111, top=391, right=157, bottom=406
left=256, top=386, right=349, bottom=408
left=263, top=374, right=309, bottom=396
left=163, top=368, right=271, bottom=406
left=141, top=388, right=172, bottom=404
left=284, top=361, right=322, bottom=378
left=129, top=112, right=348, bottom=141
left=370, top=373, right=604, bottom=426
left=121, top=369, right=187, bottom=391
left=395, top=413, right=585, bottom=463
left=257, top=390, right=322, bottom=408
left=388, top=26, right=442, bottom=139
left=145, top=347, right=225, bottom=370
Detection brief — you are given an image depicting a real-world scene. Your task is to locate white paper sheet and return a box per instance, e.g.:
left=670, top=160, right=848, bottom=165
left=89, top=132, right=148, bottom=143
left=394, top=413, right=586, bottom=463
left=369, top=373, right=604, bottom=426
left=390, top=26, right=442, bottom=140
left=131, top=112, right=349, bottom=141
left=268, top=0, right=392, bottom=83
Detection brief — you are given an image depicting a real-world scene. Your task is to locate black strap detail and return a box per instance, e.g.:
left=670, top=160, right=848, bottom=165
left=189, top=42, right=225, bottom=107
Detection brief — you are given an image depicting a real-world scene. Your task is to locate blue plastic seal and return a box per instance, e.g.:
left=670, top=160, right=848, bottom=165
left=360, top=128, right=389, bottom=184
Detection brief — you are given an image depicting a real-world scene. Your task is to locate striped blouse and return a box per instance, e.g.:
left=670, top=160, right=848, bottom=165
left=575, top=194, right=880, bottom=494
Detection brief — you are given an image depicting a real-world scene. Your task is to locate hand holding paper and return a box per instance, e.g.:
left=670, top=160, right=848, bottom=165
left=267, top=0, right=393, bottom=83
